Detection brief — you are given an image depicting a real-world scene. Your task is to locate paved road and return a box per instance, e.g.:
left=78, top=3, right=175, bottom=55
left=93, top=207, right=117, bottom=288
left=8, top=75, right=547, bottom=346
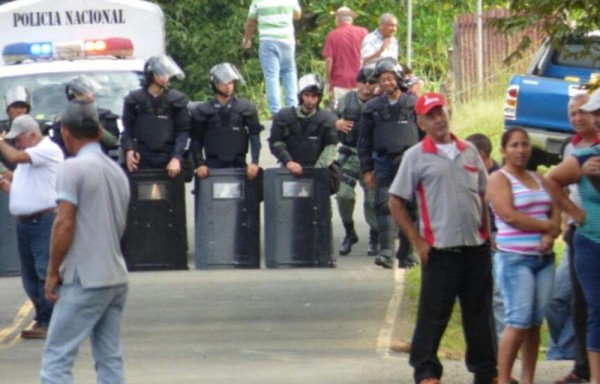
left=0, top=124, right=572, bottom=383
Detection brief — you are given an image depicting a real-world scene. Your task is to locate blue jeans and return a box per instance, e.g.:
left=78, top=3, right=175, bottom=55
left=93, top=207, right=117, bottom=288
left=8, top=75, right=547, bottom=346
left=546, top=248, right=576, bottom=360
left=574, top=231, right=600, bottom=352
left=41, top=279, right=128, bottom=384
left=494, top=251, right=555, bottom=328
left=17, top=213, right=54, bottom=326
left=258, top=39, right=298, bottom=115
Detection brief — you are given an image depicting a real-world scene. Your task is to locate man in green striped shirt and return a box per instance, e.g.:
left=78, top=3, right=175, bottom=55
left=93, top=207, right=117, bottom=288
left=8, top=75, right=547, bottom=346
left=243, top=0, right=301, bottom=116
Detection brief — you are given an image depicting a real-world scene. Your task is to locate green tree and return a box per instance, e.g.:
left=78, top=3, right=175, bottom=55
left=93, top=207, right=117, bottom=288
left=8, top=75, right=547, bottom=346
left=493, top=1, right=600, bottom=62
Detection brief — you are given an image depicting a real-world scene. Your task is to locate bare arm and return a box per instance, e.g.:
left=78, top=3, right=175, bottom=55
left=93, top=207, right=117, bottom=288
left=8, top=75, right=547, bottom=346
left=242, top=18, right=257, bottom=48
left=325, top=57, right=333, bottom=91
left=0, top=139, right=31, bottom=164
left=545, top=156, right=585, bottom=224
left=293, top=9, right=302, bottom=20
left=390, top=194, right=431, bottom=265
left=45, top=201, right=77, bottom=302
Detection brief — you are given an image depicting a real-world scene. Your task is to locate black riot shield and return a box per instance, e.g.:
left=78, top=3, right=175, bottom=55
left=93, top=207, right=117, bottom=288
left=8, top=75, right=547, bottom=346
left=194, top=168, right=262, bottom=269
left=122, top=169, right=188, bottom=271
left=0, top=193, right=20, bottom=277
left=264, top=167, right=334, bottom=268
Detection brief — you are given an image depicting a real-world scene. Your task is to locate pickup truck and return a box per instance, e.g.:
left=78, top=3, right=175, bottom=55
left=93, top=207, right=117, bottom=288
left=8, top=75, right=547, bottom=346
left=503, top=34, right=600, bottom=169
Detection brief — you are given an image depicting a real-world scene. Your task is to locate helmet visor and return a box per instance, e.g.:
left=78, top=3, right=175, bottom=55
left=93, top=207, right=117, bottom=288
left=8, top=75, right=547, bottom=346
left=4, top=85, right=31, bottom=109
left=298, top=74, right=323, bottom=94
left=68, top=75, right=103, bottom=96
left=210, top=63, right=245, bottom=86
left=150, top=55, right=185, bottom=80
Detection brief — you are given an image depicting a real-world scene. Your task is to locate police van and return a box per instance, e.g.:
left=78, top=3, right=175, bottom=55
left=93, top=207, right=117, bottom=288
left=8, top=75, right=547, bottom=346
left=0, top=0, right=165, bottom=158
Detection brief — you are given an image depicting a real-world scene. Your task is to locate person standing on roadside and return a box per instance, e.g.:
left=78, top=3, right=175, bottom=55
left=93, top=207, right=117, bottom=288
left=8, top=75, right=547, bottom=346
left=360, top=13, right=398, bottom=66
left=546, top=93, right=597, bottom=382
left=0, top=115, right=63, bottom=340
left=322, top=6, right=368, bottom=101
left=243, top=0, right=302, bottom=117
left=41, top=101, right=130, bottom=384
left=488, top=128, right=560, bottom=384
left=545, top=88, right=600, bottom=384
left=389, top=93, right=497, bottom=384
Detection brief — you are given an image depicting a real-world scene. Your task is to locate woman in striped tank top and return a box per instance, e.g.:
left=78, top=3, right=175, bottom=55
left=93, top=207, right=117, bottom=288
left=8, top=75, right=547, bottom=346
left=487, top=128, right=561, bottom=384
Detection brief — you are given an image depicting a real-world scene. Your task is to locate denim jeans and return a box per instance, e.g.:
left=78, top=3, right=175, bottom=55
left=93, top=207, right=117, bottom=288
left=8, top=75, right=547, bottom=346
left=17, top=213, right=55, bottom=326
left=258, top=39, right=298, bottom=115
left=546, top=249, right=576, bottom=360
left=494, top=251, right=555, bottom=328
left=41, top=279, right=128, bottom=384
left=573, top=231, right=600, bottom=352
left=410, top=245, right=497, bottom=384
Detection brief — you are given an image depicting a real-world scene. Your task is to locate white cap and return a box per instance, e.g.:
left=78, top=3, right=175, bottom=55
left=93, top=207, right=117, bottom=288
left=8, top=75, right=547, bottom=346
left=5, top=115, right=40, bottom=139
left=581, top=89, right=600, bottom=112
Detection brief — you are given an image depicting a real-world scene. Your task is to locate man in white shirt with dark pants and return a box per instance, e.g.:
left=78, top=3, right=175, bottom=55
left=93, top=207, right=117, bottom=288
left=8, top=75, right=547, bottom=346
left=0, top=114, right=64, bottom=339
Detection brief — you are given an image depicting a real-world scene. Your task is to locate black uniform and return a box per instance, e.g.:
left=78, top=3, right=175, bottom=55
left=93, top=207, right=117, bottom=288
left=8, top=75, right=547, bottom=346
left=51, top=107, right=120, bottom=157
left=269, top=107, right=338, bottom=167
left=358, top=92, right=419, bottom=265
left=189, top=96, right=263, bottom=169
left=121, top=88, right=190, bottom=169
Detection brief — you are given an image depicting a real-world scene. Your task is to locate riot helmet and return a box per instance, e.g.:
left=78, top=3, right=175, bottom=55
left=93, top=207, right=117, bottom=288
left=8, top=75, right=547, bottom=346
left=297, top=73, right=324, bottom=105
left=209, top=62, right=245, bottom=95
left=65, top=75, right=102, bottom=101
left=356, top=67, right=376, bottom=84
left=374, top=57, right=404, bottom=80
left=143, top=55, right=185, bottom=87
left=4, top=85, right=32, bottom=114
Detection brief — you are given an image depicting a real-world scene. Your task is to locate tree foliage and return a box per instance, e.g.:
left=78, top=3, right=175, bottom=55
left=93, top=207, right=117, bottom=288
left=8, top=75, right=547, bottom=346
left=492, top=0, right=600, bottom=62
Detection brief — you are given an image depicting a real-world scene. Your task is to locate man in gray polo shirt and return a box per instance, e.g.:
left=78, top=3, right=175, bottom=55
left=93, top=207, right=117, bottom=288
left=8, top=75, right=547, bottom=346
left=389, top=93, right=497, bottom=384
left=41, top=101, right=130, bottom=384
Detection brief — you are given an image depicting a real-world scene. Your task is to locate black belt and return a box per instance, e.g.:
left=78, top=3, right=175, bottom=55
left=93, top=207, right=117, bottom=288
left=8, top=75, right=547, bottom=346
left=433, top=244, right=487, bottom=253
left=17, top=207, right=55, bottom=223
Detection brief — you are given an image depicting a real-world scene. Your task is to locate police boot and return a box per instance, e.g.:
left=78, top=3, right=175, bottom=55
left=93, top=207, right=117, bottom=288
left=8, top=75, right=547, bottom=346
left=367, top=230, right=379, bottom=256
left=339, top=222, right=359, bottom=256
left=374, top=249, right=394, bottom=269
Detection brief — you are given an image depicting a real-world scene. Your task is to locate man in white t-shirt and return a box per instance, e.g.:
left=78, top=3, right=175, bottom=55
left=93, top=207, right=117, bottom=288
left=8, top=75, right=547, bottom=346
left=0, top=114, right=64, bottom=339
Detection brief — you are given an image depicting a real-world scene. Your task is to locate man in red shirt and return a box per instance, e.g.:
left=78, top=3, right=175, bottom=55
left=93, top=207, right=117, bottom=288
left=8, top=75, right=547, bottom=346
left=322, top=7, right=368, bottom=101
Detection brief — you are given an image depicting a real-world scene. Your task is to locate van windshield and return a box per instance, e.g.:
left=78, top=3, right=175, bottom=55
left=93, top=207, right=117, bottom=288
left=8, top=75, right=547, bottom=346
left=0, top=70, right=142, bottom=122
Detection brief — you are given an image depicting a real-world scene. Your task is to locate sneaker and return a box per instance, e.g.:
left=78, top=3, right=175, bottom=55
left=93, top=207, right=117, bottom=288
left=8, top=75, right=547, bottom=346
left=21, top=324, right=48, bottom=340
left=554, top=372, right=589, bottom=384
left=374, top=255, right=393, bottom=269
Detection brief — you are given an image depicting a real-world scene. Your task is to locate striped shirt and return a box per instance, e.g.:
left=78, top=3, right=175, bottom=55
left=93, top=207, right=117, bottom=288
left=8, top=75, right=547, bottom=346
left=574, top=146, right=600, bottom=243
left=493, top=170, right=551, bottom=255
left=248, top=0, right=301, bottom=44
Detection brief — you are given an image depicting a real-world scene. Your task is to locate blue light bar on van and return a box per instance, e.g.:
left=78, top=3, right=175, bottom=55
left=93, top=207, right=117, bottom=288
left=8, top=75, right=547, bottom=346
left=3, top=42, right=53, bottom=62
left=2, top=38, right=133, bottom=64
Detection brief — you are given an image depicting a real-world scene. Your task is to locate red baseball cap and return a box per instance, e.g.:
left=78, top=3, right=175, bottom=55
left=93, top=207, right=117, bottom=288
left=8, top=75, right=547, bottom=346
left=415, top=92, right=447, bottom=116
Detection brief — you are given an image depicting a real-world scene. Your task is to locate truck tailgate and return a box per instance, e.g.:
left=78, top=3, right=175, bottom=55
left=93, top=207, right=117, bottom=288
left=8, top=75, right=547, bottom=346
left=513, top=76, right=582, bottom=133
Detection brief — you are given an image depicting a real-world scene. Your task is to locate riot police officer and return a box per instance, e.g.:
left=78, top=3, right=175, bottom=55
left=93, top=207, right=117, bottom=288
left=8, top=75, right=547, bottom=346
left=121, top=55, right=190, bottom=178
left=1, top=86, right=32, bottom=173
left=334, top=67, right=379, bottom=256
left=358, top=57, right=419, bottom=269
left=189, top=62, right=263, bottom=180
left=51, top=75, right=120, bottom=157
left=269, top=73, right=338, bottom=174
left=1, top=85, right=31, bottom=132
